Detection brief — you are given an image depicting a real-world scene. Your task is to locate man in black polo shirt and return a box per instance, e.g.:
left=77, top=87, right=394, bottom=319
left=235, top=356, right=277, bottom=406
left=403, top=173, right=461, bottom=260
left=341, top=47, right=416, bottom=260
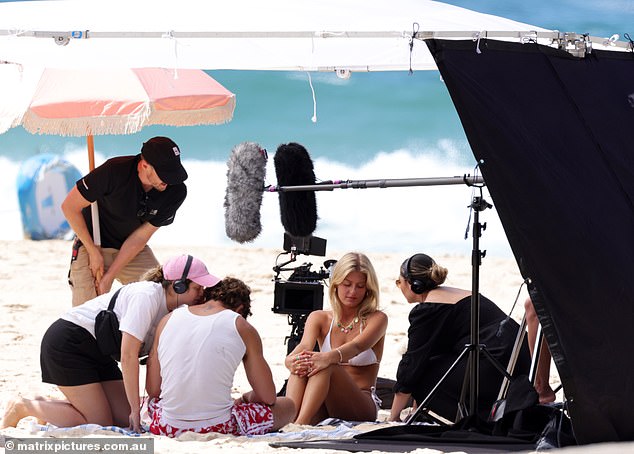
left=62, top=136, right=188, bottom=306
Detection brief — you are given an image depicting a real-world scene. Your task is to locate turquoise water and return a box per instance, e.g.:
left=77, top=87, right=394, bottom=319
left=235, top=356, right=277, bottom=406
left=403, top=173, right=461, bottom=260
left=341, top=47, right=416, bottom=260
left=2, top=69, right=468, bottom=165
left=1, top=0, right=631, bottom=257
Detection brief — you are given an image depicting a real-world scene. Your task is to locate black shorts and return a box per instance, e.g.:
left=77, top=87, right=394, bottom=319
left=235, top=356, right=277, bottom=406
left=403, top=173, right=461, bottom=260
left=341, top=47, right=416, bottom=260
left=40, top=319, right=122, bottom=386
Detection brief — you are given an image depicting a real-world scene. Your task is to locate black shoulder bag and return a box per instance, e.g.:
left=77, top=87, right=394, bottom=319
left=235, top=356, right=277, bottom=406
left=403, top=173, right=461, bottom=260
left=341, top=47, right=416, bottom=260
left=95, top=288, right=123, bottom=361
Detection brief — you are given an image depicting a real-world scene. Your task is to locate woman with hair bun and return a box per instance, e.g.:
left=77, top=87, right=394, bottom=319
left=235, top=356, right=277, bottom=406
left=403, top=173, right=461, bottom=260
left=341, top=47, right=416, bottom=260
left=389, top=253, right=531, bottom=423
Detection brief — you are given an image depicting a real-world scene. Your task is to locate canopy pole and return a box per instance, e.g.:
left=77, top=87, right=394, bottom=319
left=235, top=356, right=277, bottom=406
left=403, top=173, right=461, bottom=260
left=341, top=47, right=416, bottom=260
left=87, top=134, right=96, bottom=171
left=87, top=134, right=101, bottom=246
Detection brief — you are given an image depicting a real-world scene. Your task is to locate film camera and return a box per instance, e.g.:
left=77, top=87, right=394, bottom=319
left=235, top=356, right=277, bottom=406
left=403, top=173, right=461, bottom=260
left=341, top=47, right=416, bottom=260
left=272, top=233, right=336, bottom=354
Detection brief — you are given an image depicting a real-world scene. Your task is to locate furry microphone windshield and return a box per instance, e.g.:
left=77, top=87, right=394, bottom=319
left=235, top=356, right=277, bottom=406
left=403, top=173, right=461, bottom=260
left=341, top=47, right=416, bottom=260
left=224, top=142, right=268, bottom=243
left=273, top=142, right=318, bottom=237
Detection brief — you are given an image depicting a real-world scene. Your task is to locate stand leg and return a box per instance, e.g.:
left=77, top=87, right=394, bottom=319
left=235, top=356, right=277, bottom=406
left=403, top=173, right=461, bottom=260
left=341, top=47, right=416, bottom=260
left=529, top=324, right=544, bottom=385
left=406, top=195, right=512, bottom=425
left=497, top=314, right=528, bottom=401
left=406, top=343, right=513, bottom=425
left=405, top=346, right=473, bottom=425
left=467, top=196, right=486, bottom=416
left=460, top=346, right=514, bottom=417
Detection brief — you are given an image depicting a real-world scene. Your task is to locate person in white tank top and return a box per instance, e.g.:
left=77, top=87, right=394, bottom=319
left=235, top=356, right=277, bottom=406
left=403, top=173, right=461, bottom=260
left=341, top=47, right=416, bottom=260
left=146, top=277, right=295, bottom=437
left=284, top=252, right=388, bottom=425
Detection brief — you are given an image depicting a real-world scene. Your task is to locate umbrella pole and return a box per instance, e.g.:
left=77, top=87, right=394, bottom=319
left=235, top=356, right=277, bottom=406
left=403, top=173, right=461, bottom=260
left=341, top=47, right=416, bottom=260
left=87, top=135, right=101, bottom=246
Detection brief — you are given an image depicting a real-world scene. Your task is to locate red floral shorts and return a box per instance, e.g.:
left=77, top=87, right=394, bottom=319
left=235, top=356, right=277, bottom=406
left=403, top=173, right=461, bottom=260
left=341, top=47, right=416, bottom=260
left=148, top=397, right=273, bottom=438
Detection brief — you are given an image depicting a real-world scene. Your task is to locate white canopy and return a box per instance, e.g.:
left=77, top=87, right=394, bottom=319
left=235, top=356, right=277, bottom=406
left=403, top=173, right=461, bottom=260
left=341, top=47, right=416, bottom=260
left=3, top=0, right=622, bottom=72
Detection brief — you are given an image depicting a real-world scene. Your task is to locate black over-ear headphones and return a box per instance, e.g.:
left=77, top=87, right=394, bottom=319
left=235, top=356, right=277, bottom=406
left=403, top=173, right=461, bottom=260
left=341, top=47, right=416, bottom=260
left=172, top=255, right=193, bottom=294
left=405, top=255, right=427, bottom=295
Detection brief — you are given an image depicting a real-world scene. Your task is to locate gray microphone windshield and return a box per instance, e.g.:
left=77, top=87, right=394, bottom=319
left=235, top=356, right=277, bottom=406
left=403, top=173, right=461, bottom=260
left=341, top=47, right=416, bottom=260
left=224, top=142, right=268, bottom=243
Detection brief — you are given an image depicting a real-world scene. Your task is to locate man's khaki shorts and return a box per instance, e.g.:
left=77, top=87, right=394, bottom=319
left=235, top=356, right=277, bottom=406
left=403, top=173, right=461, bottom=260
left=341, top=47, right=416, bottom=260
left=68, top=244, right=159, bottom=306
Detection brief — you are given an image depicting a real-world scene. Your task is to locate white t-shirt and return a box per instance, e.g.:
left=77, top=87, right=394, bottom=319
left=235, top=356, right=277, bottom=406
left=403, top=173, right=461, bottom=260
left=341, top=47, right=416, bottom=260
left=61, top=281, right=169, bottom=356
left=158, top=307, right=246, bottom=428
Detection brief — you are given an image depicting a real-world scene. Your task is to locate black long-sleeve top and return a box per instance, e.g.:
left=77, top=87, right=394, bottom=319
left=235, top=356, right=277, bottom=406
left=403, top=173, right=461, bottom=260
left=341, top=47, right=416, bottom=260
left=394, top=295, right=521, bottom=395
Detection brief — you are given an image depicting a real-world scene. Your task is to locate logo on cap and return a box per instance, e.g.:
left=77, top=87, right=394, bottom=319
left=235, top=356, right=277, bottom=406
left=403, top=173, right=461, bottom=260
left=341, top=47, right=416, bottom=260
left=141, top=136, right=188, bottom=184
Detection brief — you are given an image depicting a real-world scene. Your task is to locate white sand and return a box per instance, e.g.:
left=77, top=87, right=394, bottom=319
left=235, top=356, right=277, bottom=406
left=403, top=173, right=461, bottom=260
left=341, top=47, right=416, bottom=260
left=3, top=239, right=626, bottom=454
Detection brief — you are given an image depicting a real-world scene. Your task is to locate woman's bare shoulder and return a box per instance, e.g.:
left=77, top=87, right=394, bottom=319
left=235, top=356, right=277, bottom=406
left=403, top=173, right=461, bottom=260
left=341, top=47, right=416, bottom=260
left=427, top=286, right=471, bottom=304
left=307, top=309, right=332, bottom=324
left=366, top=309, right=388, bottom=320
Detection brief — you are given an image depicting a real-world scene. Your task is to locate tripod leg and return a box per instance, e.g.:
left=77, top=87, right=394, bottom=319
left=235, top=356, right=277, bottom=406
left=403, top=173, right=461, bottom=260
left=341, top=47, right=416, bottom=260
left=405, top=346, right=472, bottom=426
left=480, top=347, right=513, bottom=379
left=496, top=314, right=528, bottom=401
left=457, top=354, right=472, bottom=421
left=458, top=343, right=514, bottom=422
left=529, top=324, right=544, bottom=385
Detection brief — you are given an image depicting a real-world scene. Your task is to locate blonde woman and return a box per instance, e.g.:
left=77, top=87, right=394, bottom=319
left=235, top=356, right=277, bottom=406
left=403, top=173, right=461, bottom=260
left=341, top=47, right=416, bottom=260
left=284, top=252, right=388, bottom=425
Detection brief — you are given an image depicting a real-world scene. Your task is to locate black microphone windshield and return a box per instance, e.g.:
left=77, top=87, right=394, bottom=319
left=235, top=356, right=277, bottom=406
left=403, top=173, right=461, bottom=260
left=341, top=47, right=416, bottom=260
left=224, top=142, right=268, bottom=243
left=273, top=142, right=318, bottom=237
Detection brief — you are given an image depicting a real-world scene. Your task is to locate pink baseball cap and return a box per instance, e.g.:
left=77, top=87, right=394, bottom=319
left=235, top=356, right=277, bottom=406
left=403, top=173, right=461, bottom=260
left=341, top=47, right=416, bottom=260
left=163, top=254, right=221, bottom=287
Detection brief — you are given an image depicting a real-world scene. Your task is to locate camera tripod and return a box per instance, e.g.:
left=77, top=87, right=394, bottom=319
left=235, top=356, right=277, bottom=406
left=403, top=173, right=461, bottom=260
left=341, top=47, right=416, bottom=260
left=276, top=312, right=315, bottom=397
left=285, top=313, right=310, bottom=355
left=406, top=194, right=512, bottom=425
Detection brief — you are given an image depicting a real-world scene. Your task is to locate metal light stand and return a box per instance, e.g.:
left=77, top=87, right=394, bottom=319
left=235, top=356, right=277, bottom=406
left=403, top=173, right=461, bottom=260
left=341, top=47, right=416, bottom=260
left=405, top=194, right=512, bottom=425
left=266, top=174, right=487, bottom=400
left=268, top=175, right=485, bottom=367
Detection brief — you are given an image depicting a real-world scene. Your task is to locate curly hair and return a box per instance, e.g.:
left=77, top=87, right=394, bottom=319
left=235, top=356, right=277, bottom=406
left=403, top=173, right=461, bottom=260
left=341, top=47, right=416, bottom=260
left=203, top=277, right=252, bottom=318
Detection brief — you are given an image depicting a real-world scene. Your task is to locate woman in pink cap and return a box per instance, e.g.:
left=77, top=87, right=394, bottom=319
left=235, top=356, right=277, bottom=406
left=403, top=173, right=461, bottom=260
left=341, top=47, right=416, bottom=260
left=1, top=254, right=219, bottom=433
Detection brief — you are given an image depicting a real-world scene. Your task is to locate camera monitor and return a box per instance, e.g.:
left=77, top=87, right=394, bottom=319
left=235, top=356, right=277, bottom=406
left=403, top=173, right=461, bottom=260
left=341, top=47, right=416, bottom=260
left=273, top=281, right=324, bottom=315
left=283, top=233, right=327, bottom=257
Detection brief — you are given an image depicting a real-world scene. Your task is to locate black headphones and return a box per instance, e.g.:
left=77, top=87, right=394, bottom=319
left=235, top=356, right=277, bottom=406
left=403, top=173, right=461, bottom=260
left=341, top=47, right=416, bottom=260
left=172, top=255, right=193, bottom=294
left=405, top=255, right=427, bottom=295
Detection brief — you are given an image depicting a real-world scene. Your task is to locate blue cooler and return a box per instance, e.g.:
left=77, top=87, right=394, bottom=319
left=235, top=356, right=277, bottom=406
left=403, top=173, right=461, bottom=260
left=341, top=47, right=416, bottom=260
left=17, top=154, right=82, bottom=240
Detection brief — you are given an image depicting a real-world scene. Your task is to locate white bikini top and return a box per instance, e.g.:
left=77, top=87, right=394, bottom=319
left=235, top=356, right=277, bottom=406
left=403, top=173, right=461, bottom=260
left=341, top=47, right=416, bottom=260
left=321, top=317, right=379, bottom=366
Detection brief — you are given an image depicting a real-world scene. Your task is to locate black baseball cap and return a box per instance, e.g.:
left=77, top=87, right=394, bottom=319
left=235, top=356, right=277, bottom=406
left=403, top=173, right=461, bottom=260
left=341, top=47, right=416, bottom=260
left=141, top=137, right=188, bottom=185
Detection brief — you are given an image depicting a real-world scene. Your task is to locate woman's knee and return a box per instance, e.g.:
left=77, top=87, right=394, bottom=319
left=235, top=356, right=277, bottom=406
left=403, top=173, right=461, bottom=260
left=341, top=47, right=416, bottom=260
left=101, top=381, right=129, bottom=426
left=524, top=297, right=538, bottom=322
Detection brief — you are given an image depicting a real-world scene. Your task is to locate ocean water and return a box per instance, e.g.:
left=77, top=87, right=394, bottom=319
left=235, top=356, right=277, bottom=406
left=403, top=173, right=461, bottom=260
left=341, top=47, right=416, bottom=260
left=0, top=0, right=631, bottom=260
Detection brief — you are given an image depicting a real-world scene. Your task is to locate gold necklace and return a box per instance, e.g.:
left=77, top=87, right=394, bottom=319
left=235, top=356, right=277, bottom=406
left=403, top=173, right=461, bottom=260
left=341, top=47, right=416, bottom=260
left=337, top=316, right=359, bottom=334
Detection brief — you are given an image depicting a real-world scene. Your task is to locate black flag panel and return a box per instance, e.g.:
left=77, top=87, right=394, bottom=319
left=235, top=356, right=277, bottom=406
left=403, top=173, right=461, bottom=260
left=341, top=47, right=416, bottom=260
left=426, top=39, right=634, bottom=444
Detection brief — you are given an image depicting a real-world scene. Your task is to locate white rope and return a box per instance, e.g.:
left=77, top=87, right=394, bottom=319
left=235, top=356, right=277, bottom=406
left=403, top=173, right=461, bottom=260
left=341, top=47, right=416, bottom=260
left=307, top=72, right=317, bottom=123
left=162, top=30, right=179, bottom=78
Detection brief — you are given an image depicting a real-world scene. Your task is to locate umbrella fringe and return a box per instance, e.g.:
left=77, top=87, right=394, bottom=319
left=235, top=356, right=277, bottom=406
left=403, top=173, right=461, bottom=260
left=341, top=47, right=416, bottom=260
left=22, top=114, right=147, bottom=136
left=148, top=100, right=236, bottom=127
left=20, top=98, right=235, bottom=137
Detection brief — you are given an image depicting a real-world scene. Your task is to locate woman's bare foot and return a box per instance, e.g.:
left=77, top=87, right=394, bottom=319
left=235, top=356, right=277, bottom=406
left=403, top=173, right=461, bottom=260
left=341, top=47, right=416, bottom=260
left=1, top=397, right=28, bottom=428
